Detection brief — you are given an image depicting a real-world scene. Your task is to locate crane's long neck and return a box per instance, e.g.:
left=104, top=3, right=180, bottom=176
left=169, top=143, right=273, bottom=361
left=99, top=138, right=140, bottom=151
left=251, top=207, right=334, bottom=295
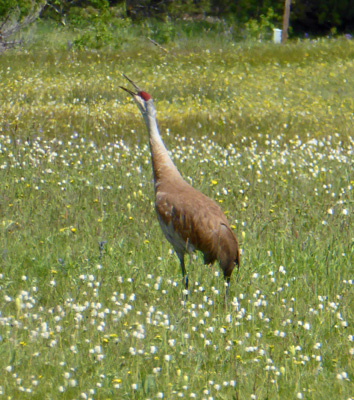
left=144, top=113, right=182, bottom=190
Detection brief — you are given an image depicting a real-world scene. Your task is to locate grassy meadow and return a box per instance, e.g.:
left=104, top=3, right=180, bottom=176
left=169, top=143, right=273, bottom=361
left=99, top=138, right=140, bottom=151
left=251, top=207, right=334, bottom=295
left=0, top=26, right=354, bottom=399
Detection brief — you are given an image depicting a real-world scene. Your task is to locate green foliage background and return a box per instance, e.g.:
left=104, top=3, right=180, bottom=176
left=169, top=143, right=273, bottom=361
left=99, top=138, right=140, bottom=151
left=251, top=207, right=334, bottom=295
left=2, top=0, right=354, bottom=39
left=0, top=0, right=41, bottom=19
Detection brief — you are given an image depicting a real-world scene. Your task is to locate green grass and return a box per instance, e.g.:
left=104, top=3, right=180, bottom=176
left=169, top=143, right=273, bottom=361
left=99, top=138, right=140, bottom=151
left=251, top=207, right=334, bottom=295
left=0, top=26, right=354, bottom=399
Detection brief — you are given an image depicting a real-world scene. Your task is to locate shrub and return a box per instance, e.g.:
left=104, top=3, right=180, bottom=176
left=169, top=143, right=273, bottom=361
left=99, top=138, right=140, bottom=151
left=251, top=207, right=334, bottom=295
left=0, top=0, right=45, bottom=52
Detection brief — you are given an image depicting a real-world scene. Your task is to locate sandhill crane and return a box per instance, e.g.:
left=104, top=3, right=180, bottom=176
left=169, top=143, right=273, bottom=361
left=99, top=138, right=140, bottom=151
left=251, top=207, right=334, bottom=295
left=120, top=75, right=240, bottom=297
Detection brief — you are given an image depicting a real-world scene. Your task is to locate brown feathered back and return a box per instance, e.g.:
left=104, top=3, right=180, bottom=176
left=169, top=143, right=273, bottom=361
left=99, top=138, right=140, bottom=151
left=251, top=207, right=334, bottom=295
left=155, top=175, right=240, bottom=279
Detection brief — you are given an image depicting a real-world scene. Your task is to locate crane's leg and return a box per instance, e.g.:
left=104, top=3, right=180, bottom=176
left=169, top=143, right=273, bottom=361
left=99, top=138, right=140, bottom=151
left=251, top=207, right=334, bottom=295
left=224, top=276, right=231, bottom=309
left=177, top=252, right=188, bottom=299
left=181, top=257, right=188, bottom=291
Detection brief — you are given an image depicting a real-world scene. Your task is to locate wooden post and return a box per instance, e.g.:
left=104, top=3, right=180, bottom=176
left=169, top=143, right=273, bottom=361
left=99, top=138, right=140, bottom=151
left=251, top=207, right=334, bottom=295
left=282, top=0, right=291, bottom=43
left=125, top=0, right=133, bottom=18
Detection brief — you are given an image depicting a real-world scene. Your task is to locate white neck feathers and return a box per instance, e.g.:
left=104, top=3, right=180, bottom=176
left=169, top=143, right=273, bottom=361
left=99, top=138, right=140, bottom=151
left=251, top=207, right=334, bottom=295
left=142, top=104, right=182, bottom=187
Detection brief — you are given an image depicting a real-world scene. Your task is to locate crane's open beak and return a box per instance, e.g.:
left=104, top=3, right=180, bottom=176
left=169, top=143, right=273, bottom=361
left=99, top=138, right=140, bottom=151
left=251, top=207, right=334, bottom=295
left=119, top=74, right=142, bottom=97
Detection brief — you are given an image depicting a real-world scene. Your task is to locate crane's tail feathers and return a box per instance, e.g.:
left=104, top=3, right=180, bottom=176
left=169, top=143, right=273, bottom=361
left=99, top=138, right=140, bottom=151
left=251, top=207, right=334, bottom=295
left=235, top=249, right=240, bottom=272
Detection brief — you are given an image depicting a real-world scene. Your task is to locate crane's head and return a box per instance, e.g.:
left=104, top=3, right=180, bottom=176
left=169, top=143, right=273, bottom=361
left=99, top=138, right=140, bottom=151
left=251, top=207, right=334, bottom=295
left=120, top=74, right=154, bottom=118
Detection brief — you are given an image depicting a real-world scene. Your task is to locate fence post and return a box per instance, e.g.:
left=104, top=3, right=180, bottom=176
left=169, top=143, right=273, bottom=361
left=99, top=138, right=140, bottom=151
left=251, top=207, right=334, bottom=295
left=282, top=0, right=291, bottom=43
